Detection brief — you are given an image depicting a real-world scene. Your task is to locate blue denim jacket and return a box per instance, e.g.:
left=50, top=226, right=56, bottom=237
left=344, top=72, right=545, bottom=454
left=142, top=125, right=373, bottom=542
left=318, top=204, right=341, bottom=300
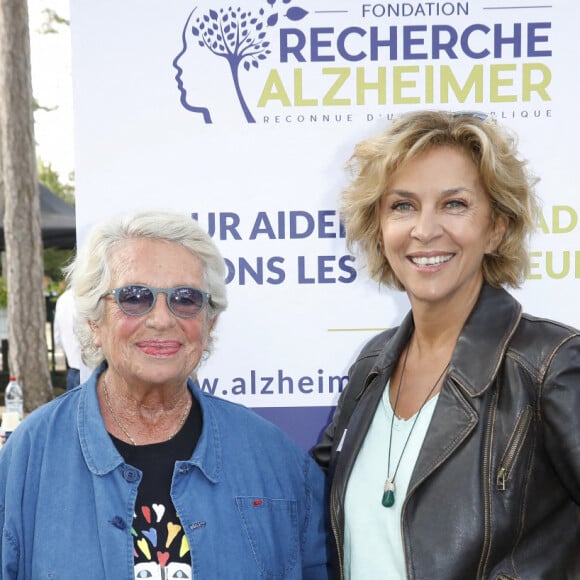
left=0, top=369, right=329, bottom=579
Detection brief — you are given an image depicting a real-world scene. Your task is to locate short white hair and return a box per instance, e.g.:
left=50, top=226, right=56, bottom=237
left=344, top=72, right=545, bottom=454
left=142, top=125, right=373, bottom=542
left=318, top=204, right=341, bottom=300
left=64, top=210, right=227, bottom=369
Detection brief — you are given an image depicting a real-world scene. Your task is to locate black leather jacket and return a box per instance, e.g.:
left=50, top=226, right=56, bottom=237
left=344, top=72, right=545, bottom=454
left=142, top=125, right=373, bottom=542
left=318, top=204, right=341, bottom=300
left=313, top=285, right=580, bottom=580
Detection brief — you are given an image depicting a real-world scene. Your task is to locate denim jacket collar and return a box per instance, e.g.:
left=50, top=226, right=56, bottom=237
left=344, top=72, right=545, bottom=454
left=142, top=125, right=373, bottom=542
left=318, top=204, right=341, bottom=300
left=78, top=366, right=124, bottom=476
left=77, top=365, right=222, bottom=482
left=188, top=383, right=222, bottom=484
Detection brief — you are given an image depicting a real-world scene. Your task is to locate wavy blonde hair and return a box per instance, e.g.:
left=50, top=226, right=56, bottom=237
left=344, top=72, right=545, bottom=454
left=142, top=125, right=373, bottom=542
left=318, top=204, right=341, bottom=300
left=342, top=110, right=540, bottom=289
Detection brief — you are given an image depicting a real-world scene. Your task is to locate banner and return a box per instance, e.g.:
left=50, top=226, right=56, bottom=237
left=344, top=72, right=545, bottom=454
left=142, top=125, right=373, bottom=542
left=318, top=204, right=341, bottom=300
left=71, top=0, right=580, bottom=450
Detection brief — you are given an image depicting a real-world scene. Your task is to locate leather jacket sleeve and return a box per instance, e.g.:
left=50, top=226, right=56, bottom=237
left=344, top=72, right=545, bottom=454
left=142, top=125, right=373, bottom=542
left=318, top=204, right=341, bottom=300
left=540, top=333, right=580, bottom=504
left=312, top=330, right=392, bottom=472
left=311, top=380, right=347, bottom=472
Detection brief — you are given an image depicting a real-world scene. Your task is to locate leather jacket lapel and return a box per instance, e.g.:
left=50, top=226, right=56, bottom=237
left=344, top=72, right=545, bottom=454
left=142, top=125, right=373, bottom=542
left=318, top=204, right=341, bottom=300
left=408, top=376, right=478, bottom=491
left=408, top=285, right=522, bottom=494
left=450, top=284, right=522, bottom=397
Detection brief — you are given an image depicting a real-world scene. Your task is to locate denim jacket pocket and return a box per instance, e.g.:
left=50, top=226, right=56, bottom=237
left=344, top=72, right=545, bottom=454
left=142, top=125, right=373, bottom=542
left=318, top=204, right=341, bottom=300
left=236, top=496, right=299, bottom=577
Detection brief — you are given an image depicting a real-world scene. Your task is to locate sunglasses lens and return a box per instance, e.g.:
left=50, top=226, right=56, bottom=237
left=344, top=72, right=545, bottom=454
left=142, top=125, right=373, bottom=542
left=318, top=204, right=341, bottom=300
left=169, top=287, right=206, bottom=317
left=117, top=285, right=154, bottom=315
left=452, top=110, right=488, bottom=121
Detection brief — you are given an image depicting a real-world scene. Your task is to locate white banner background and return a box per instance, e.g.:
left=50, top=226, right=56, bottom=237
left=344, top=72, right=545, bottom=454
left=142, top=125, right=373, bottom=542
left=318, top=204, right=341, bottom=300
left=71, top=0, right=580, bottom=448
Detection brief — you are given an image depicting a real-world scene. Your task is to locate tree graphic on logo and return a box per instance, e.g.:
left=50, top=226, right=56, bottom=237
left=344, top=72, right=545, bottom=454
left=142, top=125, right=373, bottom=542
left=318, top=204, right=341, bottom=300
left=190, top=0, right=308, bottom=123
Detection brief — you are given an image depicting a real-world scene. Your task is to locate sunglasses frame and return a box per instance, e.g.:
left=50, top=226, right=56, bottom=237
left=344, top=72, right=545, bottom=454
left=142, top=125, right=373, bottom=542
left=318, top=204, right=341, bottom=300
left=451, top=110, right=489, bottom=121
left=100, top=284, right=211, bottom=319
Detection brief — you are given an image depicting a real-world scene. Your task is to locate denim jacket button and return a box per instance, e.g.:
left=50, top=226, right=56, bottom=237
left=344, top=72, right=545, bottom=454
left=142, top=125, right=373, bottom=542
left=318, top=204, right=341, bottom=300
left=179, top=465, right=190, bottom=474
left=122, top=468, right=139, bottom=482
left=111, top=516, right=127, bottom=529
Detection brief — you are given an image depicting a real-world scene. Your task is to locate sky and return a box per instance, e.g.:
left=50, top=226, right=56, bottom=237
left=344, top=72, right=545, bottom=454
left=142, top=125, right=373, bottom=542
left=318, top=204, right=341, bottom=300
left=28, top=0, right=75, bottom=184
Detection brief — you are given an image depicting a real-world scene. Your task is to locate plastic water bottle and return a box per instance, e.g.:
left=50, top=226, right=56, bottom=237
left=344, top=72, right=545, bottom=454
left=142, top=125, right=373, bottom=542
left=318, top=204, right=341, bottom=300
left=4, top=377, right=23, bottom=419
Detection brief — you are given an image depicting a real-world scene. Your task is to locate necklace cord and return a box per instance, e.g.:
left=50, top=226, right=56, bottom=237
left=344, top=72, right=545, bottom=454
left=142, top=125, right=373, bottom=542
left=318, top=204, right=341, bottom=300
left=102, top=374, right=191, bottom=446
left=386, top=343, right=450, bottom=489
left=386, top=344, right=411, bottom=479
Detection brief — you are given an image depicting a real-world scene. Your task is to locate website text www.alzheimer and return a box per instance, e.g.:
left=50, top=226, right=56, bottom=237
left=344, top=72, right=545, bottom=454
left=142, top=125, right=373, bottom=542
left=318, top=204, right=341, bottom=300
left=199, top=369, right=348, bottom=398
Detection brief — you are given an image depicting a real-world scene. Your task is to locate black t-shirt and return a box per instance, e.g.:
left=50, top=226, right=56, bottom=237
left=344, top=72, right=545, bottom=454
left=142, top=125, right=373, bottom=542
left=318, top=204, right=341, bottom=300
left=111, top=396, right=202, bottom=579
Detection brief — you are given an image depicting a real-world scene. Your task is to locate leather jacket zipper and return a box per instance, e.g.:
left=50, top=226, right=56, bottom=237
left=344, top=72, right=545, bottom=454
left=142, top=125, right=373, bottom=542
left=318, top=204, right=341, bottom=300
left=476, top=387, right=498, bottom=580
left=497, top=405, right=532, bottom=491
left=330, top=472, right=344, bottom=580
left=330, top=494, right=344, bottom=580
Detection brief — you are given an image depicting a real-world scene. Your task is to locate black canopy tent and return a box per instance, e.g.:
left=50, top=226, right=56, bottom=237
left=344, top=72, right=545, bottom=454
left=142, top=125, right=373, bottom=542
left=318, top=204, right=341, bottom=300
left=0, top=184, right=76, bottom=377
left=0, top=183, right=76, bottom=250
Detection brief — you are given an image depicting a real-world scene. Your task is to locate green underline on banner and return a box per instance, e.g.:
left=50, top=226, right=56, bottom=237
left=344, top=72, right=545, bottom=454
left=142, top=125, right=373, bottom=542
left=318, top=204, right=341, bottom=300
left=483, top=6, right=552, bottom=10
left=327, top=328, right=388, bottom=332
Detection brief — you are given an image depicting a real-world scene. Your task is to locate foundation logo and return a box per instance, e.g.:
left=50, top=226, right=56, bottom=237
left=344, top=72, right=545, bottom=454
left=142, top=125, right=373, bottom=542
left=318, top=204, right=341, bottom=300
left=173, top=1, right=554, bottom=126
left=173, top=0, right=307, bottom=124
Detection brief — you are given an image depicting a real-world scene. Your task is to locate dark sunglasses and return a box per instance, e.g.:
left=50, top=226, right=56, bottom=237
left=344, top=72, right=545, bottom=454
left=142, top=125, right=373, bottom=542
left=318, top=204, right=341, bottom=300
left=100, top=284, right=211, bottom=318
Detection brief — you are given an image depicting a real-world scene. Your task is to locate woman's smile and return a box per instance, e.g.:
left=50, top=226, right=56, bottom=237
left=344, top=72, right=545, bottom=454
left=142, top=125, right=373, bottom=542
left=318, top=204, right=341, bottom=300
left=407, top=252, right=455, bottom=267
left=380, top=146, right=505, bottom=310
left=136, top=340, right=182, bottom=357
left=95, top=238, right=210, bottom=390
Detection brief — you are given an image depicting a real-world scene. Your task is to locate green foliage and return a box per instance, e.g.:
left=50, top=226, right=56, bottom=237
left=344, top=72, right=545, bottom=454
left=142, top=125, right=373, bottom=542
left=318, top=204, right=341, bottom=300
left=43, top=248, right=74, bottom=284
left=37, top=158, right=75, bottom=205
left=37, top=8, right=70, bottom=34
left=37, top=159, right=75, bottom=291
left=0, top=277, right=6, bottom=308
left=32, top=97, right=56, bottom=114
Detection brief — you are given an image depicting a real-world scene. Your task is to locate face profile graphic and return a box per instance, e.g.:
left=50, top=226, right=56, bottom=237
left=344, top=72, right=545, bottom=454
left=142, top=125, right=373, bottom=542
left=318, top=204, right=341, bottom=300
left=134, top=562, right=192, bottom=579
left=172, top=0, right=309, bottom=124
left=173, top=7, right=213, bottom=124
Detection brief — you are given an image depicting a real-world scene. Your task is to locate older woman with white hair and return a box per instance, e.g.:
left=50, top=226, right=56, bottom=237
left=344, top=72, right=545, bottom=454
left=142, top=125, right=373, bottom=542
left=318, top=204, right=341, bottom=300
left=0, top=210, right=328, bottom=579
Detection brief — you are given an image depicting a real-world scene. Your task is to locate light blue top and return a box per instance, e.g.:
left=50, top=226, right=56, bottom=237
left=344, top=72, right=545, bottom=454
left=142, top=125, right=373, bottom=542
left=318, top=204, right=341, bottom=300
left=0, top=367, right=329, bottom=580
left=344, top=381, right=439, bottom=579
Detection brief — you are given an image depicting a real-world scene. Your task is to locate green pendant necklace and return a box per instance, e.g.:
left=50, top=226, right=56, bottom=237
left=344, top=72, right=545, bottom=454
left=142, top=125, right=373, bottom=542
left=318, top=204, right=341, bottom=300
left=382, top=344, right=450, bottom=508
